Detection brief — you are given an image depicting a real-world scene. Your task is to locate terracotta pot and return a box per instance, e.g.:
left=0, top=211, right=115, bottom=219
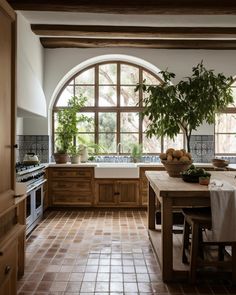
left=70, top=155, right=80, bottom=164
left=54, top=153, right=68, bottom=164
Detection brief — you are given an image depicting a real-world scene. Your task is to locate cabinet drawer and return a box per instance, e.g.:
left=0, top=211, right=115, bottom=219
left=51, top=180, right=92, bottom=193
left=51, top=168, right=93, bottom=178
left=53, top=194, right=92, bottom=205
left=0, top=240, right=17, bottom=288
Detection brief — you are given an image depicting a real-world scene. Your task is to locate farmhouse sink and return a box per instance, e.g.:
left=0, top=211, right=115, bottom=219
left=95, top=163, right=139, bottom=178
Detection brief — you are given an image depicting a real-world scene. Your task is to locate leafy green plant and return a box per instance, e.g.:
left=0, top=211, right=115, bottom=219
left=130, top=143, right=143, bottom=163
left=136, top=62, right=233, bottom=152
left=55, top=95, right=91, bottom=154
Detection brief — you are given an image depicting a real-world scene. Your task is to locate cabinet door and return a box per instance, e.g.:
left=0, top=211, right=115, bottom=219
left=95, top=181, right=117, bottom=205
left=118, top=181, right=139, bottom=206
left=0, top=1, right=16, bottom=214
left=0, top=239, right=17, bottom=295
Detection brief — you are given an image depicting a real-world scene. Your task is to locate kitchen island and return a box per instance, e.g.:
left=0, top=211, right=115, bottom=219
left=145, top=170, right=236, bottom=282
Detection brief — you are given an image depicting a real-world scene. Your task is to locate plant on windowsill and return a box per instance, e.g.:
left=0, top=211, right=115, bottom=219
left=135, top=61, right=234, bottom=153
left=130, top=143, right=143, bottom=163
left=54, top=95, right=91, bottom=164
left=68, top=145, right=84, bottom=164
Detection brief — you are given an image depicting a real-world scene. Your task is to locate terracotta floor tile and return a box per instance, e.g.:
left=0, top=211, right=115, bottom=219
left=50, top=281, right=68, bottom=292
left=17, top=210, right=236, bottom=295
left=65, top=281, right=82, bottom=292
left=110, top=281, right=124, bottom=292
left=95, top=281, right=110, bottom=292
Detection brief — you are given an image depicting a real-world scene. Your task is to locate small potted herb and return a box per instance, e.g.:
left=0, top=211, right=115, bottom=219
left=130, top=143, right=143, bottom=163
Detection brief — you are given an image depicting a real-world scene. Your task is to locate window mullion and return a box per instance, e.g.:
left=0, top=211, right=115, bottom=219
left=117, top=62, right=121, bottom=147
left=95, top=65, right=99, bottom=145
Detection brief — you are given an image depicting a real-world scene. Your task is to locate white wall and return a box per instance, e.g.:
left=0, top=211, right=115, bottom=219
left=17, top=12, right=47, bottom=118
left=42, top=48, right=236, bottom=136
left=16, top=118, right=23, bottom=135
left=23, top=118, right=48, bottom=135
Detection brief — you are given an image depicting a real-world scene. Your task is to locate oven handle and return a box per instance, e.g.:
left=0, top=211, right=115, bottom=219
left=26, top=179, right=47, bottom=193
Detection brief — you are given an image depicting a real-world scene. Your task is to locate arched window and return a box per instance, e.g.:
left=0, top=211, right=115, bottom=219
left=215, top=79, right=236, bottom=156
left=52, top=61, right=184, bottom=154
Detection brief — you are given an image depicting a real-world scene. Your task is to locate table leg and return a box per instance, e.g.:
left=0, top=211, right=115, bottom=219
left=161, top=196, right=173, bottom=281
left=148, top=184, right=156, bottom=230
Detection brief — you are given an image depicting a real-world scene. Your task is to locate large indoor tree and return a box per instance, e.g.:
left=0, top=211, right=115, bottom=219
left=137, top=62, right=234, bottom=153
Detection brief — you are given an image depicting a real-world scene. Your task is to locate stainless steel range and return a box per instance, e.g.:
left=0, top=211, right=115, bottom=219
left=16, top=163, right=47, bottom=235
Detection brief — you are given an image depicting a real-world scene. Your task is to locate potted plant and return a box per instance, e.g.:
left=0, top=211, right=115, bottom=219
left=54, top=95, right=91, bottom=164
left=130, top=143, right=143, bottom=163
left=136, top=61, right=234, bottom=153
left=68, top=145, right=84, bottom=164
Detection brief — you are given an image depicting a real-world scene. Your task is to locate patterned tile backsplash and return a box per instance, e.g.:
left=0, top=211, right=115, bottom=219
left=190, top=135, right=214, bottom=163
left=16, top=135, right=49, bottom=163
left=15, top=134, right=236, bottom=164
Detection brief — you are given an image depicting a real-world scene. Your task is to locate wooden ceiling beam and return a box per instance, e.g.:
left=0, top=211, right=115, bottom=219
left=7, top=0, right=236, bottom=15
left=31, top=25, right=236, bottom=39
left=40, top=37, right=236, bottom=49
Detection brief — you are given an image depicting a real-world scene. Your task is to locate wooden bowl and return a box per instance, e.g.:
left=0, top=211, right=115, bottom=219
left=212, top=158, right=229, bottom=168
left=161, top=160, right=192, bottom=177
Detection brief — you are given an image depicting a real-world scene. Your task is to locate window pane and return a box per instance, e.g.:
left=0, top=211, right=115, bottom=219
left=75, top=68, right=94, bottom=84
left=163, top=134, right=184, bottom=151
left=99, top=134, right=116, bottom=153
left=120, top=133, right=139, bottom=153
left=99, top=112, right=117, bottom=132
left=75, top=86, right=95, bottom=106
left=228, top=86, right=236, bottom=107
left=121, top=64, right=139, bottom=84
left=54, top=112, right=58, bottom=130
left=120, top=86, right=139, bottom=106
left=215, top=134, right=236, bottom=154
left=68, top=79, right=74, bottom=86
left=120, top=112, right=139, bottom=132
left=215, top=113, right=236, bottom=133
left=142, top=115, right=154, bottom=132
left=99, top=86, right=117, bottom=106
left=77, top=113, right=95, bottom=132
left=99, top=63, right=117, bottom=84
left=56, top=86, right=74, bottom=107
left=143, top=134, right=161, bottom=153
left=78, top=133, right=95, bottom=147
left=143, top=70, right=160, bottom=85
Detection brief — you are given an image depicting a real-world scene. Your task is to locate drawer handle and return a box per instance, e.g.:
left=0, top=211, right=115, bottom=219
left=114, top=192, right=120, bottom=195
left=5, top=265, right=11, bottom=275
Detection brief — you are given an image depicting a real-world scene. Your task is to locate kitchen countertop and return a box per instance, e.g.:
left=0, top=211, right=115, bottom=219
left=46, top=162, right=214, bottom=168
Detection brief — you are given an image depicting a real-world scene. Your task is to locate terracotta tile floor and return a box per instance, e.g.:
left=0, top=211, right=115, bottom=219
left=17, top=210, right=236, bottom=295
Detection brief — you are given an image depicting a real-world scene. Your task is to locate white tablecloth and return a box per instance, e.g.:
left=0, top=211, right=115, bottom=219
left=209, top=180, right=236, bottom=242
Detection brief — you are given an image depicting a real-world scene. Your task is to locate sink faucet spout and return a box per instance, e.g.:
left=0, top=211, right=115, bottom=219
left=117, top=143, right=123, bottom=156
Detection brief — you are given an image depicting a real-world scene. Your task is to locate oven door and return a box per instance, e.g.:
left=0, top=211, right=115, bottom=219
left=26, top=190, right=35, bottom=230
left=34, top=184, right=43, bottom=221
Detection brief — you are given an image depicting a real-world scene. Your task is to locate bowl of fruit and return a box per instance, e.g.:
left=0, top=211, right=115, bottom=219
left=160, top=148, right=192, bottom=177
left=181, top=165, right=211, bottom=184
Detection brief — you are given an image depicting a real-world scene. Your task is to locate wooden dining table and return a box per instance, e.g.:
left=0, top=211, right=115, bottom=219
left=145, top=170, right=236, bottom=282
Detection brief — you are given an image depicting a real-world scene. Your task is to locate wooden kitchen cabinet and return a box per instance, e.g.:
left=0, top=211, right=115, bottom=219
left=48, top=167, right=94, bottom=206
left=95, top=179, right=139, bottom=207
left=0, top=1, right=25, bottom=294
left=0, top=238, right=18, bottom=295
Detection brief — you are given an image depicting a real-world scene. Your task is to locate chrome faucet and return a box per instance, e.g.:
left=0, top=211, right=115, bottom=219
left=117, top=142, right=123, bottom=155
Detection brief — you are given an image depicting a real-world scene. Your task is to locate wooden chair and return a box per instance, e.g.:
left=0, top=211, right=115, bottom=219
left=182, top=207, right=236, bottom=284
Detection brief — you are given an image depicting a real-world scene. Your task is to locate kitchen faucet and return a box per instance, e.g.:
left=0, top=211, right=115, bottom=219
left=117, top=142, right=123, bottom=156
